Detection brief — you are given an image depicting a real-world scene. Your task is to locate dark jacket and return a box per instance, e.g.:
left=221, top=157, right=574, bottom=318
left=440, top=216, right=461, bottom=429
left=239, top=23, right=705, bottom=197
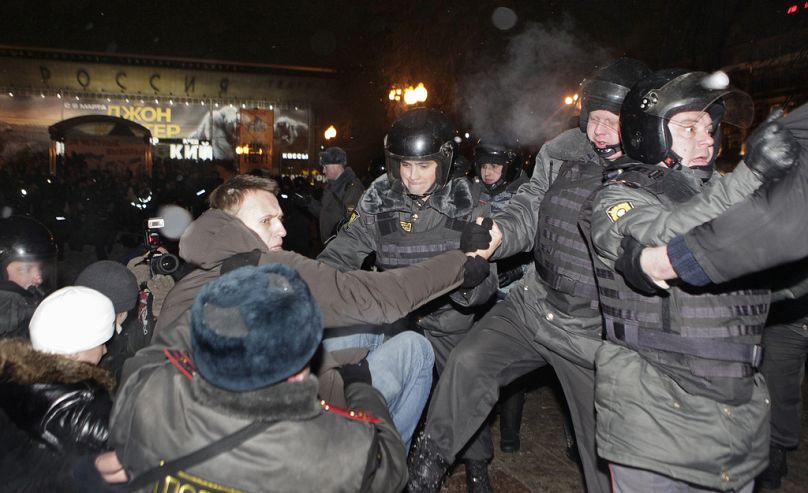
left=309, top=166, right=365, bottom=243
left=0, top=281, right=39, bottom=339
left=111, top=355, right=407, bottom=493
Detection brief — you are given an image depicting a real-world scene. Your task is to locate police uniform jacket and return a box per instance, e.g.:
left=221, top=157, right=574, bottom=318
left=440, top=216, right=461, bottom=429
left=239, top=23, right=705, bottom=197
left=111, top=357, right=407, bottom=493
left=0, top=281, right=38, bottom=339
left=317, top=175, right=498, bottom=337
left=588, top=161, right=770, bottom=490
left=308, top=166, right=365, bottom=242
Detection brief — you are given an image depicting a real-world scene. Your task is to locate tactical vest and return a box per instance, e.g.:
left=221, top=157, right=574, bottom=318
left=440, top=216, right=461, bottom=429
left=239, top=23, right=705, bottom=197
left=369, top=211, right=469, bottom=270
left=593, top=163, right=769, bottom=405
left=534, top=160, right=602, bottom=308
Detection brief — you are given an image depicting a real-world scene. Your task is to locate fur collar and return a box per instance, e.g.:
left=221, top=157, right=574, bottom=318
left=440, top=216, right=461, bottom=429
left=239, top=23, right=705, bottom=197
left=545, top=128, right=598, bottom=162
left=0, top=338, right=116, bottom=393
left=359, top=175, right=476, bottom=218
left=191, top=374, right=322, bottom=421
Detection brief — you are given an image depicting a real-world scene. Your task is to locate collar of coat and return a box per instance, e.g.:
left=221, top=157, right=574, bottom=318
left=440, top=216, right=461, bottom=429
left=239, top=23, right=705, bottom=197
left=545, top=128, right=600, bottom=163
left=359, top=175, right=476, bottom=218
left=191, top=373, right=322, bottom=421
left=0, top=338, right=116, bottom=393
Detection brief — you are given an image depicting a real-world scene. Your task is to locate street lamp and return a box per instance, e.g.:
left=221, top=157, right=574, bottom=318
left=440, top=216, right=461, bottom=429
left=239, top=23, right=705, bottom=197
left=324, top=125, right=337, bottom=141
left=388, top=82, right=428, bottom=106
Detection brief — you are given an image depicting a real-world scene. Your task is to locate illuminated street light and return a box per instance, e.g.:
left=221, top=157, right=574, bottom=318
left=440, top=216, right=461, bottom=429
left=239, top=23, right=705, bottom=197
left=324, top=125, right=337, bottom=140
left=564, top=96, right=574, bottom=105
left=389, top=82, right=429, bottom=106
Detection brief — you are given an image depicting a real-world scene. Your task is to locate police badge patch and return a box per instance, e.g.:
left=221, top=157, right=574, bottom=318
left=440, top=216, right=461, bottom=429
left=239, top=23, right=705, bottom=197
left=606, top=201, right=634, bottom=222
left=345, top=211, right=359, bottom=229
left=400, top=221, right=413, bottom=233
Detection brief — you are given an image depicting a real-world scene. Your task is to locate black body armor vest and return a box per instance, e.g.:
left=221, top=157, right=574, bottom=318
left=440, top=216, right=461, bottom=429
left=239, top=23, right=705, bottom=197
left=593, top=163, right=769, bottom=405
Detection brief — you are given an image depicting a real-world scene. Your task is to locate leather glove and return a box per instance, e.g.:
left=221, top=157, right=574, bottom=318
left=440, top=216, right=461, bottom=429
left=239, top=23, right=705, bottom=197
left=460, top=217, right=493, bottom=253
left=615, top=236, right=661, bottom=295
left=462, top=255, right=491, bottom=289
left=337, top=358, right=372, bottom=387
left=745, top=108, right=800, bottom=181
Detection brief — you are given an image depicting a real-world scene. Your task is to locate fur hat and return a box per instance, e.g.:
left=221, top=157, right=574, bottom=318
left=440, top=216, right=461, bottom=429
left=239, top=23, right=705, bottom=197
left=319, top=146, right=347, bottom=166
left=76, top=260, right=139, bottom=313
left=191, top=263, right=323, bottom=392
left=29, top=286, right=115, bottom=355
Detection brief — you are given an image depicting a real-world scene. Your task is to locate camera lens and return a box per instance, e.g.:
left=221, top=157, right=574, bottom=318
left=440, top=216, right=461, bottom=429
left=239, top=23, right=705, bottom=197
left=150, top=253, right=180, bottom=275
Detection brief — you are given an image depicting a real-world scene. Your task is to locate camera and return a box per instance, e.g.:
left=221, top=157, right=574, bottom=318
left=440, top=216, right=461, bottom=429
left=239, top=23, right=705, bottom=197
left=145, top=218, right=180, bottom=276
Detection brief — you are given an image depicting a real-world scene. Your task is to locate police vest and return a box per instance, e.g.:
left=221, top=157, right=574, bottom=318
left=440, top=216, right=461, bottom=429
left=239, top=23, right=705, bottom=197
left=594, top=163, right=769, bottom=405
left=370, top=211, right=469, bottom=271
left=534, top=160, right=602, bottom=309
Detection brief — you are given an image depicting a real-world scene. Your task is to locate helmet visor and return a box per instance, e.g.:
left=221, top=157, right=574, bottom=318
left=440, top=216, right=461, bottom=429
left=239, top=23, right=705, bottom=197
left=643, top=72, right=754, bottom=129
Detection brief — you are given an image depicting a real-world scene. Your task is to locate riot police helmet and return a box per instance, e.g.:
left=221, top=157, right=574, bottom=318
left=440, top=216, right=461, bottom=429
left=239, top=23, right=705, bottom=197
left=579, top=58, right=652, bottom=158
left=473, top=142, right=520, bottom=193
left=384, top=108, right=456, bottom=195
left=620, top=69, right=754, bottom=167
left=0, top=216, right=58, bottom=291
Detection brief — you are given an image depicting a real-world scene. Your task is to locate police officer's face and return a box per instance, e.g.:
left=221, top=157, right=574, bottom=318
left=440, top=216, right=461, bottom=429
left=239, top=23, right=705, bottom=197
left=322, top=164, right=344, bottom=182
left=668, top=111, right=715, bottom=168
left=586, top=110, right=622, bottom=160
left=480, top=163, right=503, bottom=185
left=5, top=260, right=44, bottom=290
left=400, top=160, right=438, bottom=196
left=235, top=190, right=287, bottom=251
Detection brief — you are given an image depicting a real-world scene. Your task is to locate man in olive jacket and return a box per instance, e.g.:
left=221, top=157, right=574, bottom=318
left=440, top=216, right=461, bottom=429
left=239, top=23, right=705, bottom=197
left=110, top=263, right=408, bottom=493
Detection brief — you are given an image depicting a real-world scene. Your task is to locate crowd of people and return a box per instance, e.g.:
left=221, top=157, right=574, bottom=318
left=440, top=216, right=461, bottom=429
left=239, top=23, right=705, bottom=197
left=0, top=56, right=806, bottom=493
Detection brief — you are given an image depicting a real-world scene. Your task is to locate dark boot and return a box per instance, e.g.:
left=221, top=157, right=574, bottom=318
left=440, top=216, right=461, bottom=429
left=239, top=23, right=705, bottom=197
left=464, top=460, right=493, bottom=493
left=757, top=445, right=788, bottom=489
left=499, top=386, right=525, bottom=453
left=407, top=433, right=450, bottom=493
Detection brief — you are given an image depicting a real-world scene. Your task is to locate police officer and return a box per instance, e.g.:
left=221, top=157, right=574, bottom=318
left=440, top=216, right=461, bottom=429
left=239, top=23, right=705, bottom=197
left=316, top=107, right=498, bottom=488
left=586, top=69, right=798, bottom=492
left=407, top=58, right=652, bottom=493
left=307, top=146, right=365, bottom=244
left=0, top=216, right=58, bottom=338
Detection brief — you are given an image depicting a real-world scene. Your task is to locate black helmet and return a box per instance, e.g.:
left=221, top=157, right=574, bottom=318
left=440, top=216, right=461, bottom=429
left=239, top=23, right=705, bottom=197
left=579, top=58, right=652, bottom=157
left=473, top=143, right=520, bottom=193
left=620, top=69, right=754, bottom=167
left=368, top=157, right=387, bottom=180
left=384, top=108, right=456, bottom=194
left=0, top=216, right=58, bottom=287
left=450, top=154, right=472, bottom=179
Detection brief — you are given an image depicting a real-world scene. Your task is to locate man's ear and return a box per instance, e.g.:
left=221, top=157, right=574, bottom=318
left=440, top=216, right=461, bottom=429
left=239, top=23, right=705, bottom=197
left=220, top=249, right=263, bottom=275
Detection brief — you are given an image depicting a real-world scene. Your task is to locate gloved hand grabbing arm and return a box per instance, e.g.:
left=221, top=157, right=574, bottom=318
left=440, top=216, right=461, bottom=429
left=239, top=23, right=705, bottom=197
left=337, top=358, right=373, bottom=387
left=745, top=108, right=800, bottom=181
left=461, top=255, right=491, bottom=289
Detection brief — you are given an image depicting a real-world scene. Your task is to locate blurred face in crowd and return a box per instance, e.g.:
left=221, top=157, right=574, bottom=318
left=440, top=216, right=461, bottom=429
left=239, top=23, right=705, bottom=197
left=480, top=163, right=504, bottom=185
left=400, top=159, right=438, bottom=196
left=668, top=110, right=715, bottom=168
left=322, top=164, right=345, bottom=182
left=235, top=190, right=287, bottom=251
left=72, top=344, right=107, bottom=366
left=586, top=109, right=623, bottom=160
left=5, top=260, right=44, bottom=289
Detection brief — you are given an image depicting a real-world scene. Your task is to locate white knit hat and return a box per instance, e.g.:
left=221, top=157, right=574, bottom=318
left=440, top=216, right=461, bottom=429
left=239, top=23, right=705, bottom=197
left=29, top=286, right=115, bottom=355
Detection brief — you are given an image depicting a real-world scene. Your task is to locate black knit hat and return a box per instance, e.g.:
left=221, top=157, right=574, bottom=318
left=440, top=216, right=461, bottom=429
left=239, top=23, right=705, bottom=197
left=75, top=260, right=139, bottom=313
left=191, top=263, right=323, bottom=392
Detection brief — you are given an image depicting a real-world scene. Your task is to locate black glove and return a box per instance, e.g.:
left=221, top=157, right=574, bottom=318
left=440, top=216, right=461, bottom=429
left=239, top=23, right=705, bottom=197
left=614, top=236, right=661, bottom=295
left=460, top=217, right=493, bottom=253
left=462, top=255, right=491, bottom=289
left=337, top=358, right=372, bottom=387
left=497, top=266, right=525, bottom=288
left=745, top=108, right=800, bottom=181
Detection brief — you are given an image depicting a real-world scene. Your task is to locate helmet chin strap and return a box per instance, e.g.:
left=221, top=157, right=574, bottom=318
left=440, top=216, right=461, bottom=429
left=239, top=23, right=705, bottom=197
left=663, top=150, right=714, bottom=182
left=591, top=141, right=622, bottom=158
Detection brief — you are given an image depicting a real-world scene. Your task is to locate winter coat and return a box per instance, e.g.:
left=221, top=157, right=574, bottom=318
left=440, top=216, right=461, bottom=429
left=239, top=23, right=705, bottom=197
left=111, top=355, right=407, bottom=493
left=317, top=175, right=498, bottom=337
left=587, top=160, right=770, bottom=490
left=308, top=166, right=365, bottom=242
left=0, top=338, right=115, bottom=453
left=476, top=170, right=529, bottom=215
left=124, top=207, right=468, bottom=404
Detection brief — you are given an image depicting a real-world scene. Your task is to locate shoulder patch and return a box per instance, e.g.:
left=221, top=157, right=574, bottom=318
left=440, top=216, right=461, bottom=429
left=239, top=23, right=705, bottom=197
left=606, top=201, right=634, bottom=223
left=345, top=211, right=359, bottom=228
left=320, top=399, right=382, bottom=424
left=164, top=348, right=196, bottom=381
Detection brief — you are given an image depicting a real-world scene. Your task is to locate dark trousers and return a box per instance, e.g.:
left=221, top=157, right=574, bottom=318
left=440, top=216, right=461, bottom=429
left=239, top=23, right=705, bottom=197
left=760, top=319, right=808, bottom=448
left=422, top=285, right=611, bottom=493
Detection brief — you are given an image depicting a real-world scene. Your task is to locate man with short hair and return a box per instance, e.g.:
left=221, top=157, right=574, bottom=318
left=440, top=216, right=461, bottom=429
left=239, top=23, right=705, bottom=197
left=308, top=146, right=365, bottom=244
